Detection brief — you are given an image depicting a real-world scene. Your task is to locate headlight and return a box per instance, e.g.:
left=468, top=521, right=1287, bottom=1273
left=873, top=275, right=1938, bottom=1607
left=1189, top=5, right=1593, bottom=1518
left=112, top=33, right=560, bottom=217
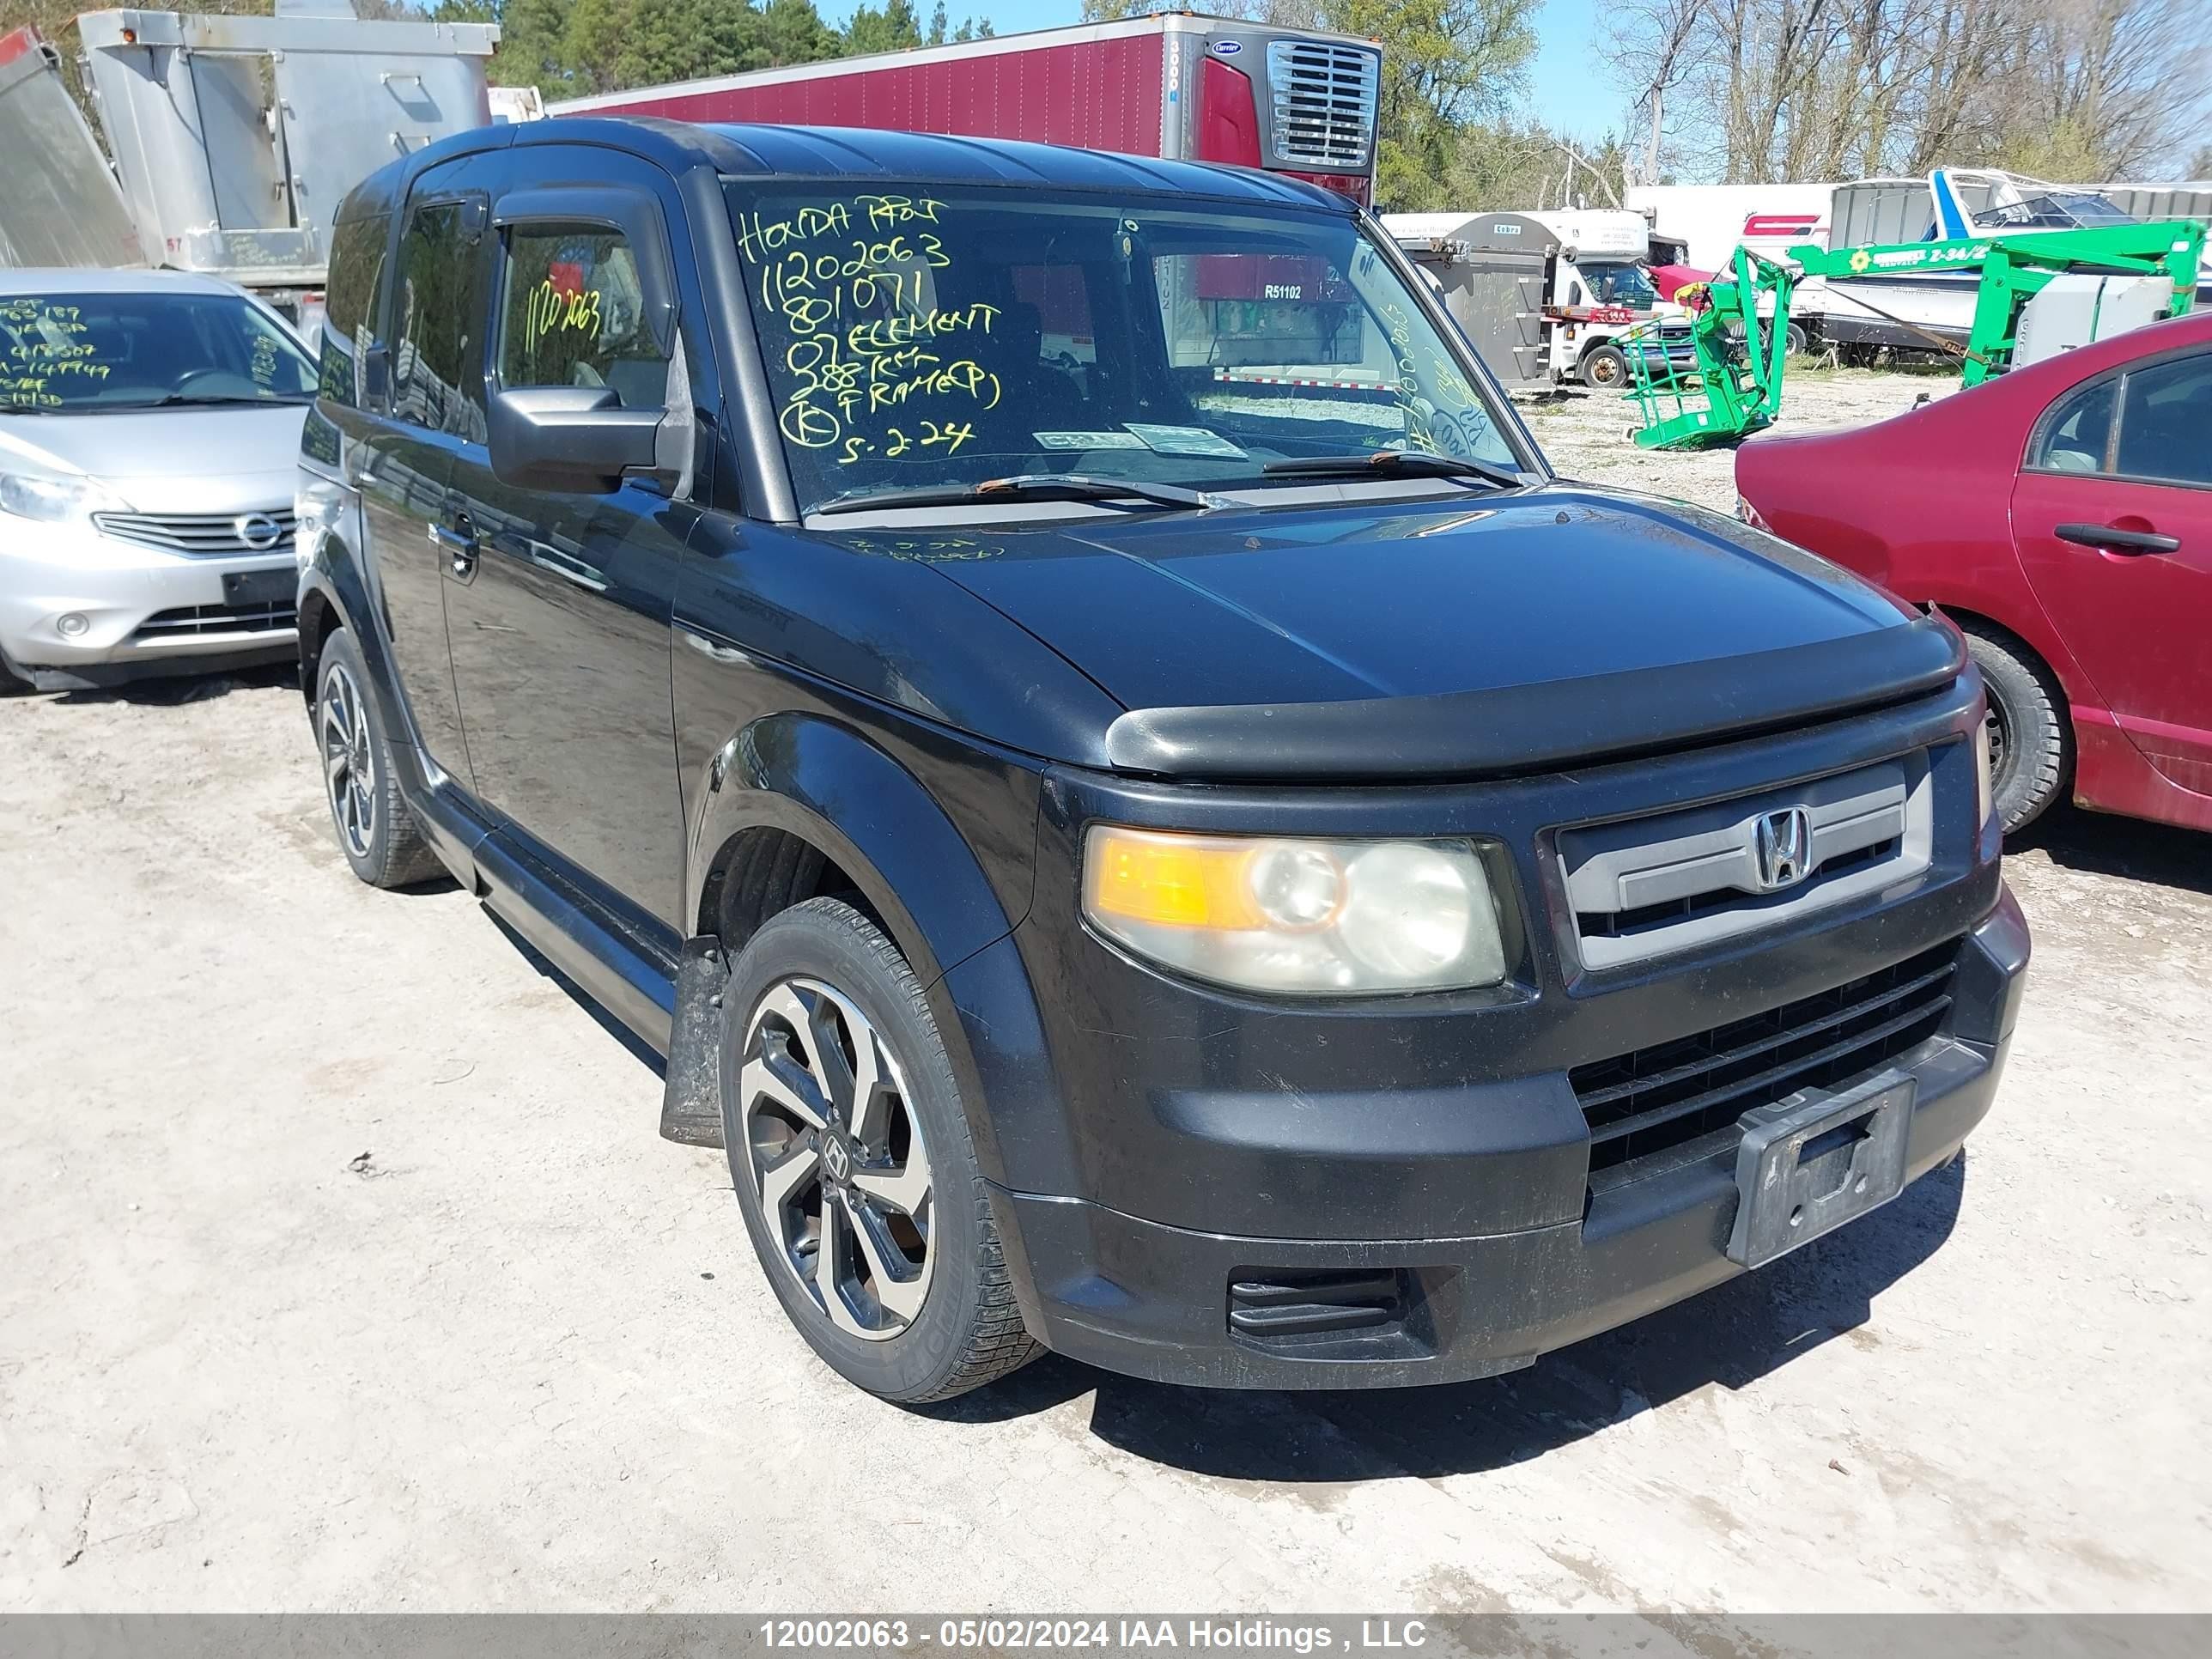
left=0, top=470, right=101, bottom=523
left=1973, top=711, right=1996, bottom=830
left=1083, top=826, right=1508, bottom=995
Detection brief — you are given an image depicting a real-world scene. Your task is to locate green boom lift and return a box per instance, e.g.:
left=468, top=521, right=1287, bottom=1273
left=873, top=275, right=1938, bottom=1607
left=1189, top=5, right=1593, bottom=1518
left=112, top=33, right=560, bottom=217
left=1620, top=219, right=2206, bottom=452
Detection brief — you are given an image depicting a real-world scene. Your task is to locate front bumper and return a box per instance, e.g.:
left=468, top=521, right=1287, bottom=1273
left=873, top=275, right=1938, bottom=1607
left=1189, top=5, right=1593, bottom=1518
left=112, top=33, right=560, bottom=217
left=0, top=520, right=296, bottom=689
left=994, top=890, right=2027, bottom=1389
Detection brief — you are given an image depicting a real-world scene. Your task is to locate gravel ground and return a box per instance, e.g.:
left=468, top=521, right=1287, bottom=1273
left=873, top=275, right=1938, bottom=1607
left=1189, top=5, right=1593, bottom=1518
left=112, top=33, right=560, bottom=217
left=3, top=370, right=2208, bottom=1618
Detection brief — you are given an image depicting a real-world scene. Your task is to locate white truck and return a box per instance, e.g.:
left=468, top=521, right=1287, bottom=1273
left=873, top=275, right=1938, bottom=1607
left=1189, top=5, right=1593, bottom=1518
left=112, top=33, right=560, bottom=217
left=1385, top=206, right=1691, bottom=390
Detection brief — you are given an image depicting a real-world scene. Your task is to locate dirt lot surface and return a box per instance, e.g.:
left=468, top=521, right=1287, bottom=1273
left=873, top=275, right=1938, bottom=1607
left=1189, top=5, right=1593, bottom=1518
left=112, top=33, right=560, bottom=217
left=4, top=370, right=2209, bottom=1617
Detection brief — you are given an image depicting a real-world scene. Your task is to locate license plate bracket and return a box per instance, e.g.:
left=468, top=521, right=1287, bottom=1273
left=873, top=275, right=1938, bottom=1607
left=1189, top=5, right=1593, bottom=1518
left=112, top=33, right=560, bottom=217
left=222, top=568, right=291, bottom=608
left=1726, top=1072, right=1915, bottom=1269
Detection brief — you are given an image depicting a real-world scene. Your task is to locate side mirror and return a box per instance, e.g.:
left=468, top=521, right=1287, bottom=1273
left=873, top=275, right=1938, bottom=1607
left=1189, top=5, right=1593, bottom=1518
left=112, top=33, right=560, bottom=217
left=488, top=386, right=663, bottom=494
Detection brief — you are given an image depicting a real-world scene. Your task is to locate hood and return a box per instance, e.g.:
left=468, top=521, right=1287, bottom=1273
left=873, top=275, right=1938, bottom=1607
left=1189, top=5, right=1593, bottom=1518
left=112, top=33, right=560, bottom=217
left=925, top=483, right=1962, bottom=780
left=934, top=483, right=1917, bottom=712
left=0, top=404, right=308, bottom=509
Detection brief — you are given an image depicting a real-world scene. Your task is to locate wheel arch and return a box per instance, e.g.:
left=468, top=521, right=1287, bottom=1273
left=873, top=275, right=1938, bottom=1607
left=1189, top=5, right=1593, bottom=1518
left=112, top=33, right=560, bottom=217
left=684, top=712, right=1054, bottom=1190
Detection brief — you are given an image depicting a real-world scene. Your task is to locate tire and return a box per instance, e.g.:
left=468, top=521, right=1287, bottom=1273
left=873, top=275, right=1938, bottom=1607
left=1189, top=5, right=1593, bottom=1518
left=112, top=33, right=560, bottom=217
left=1579, top=344, right=1628, bottom=390
left=313, top=628, right=444, bottom=888
left=1784, top=322, right=1808, bottom=355
left=721, top=897, right=1040, bottom=1403
left=1961, top=623, right=2069, bottom=833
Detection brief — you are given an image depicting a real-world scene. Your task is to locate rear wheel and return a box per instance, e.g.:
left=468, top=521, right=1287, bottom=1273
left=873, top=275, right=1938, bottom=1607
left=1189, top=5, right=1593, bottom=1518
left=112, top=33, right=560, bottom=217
left=1961, top=623, right=2069, bottom=832
left=1785, top=321, right=1808, bottom=355
left=722, top=897, right=1039, bottom=1403
left=1580, top=344, right=1628, bottom=390
left=315, top=628, right=444, bottom=888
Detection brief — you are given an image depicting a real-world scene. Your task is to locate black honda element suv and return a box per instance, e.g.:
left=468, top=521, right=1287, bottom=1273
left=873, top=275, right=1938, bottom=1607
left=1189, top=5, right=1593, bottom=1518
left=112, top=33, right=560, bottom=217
left=295, top=118, right=2027, bottom=1402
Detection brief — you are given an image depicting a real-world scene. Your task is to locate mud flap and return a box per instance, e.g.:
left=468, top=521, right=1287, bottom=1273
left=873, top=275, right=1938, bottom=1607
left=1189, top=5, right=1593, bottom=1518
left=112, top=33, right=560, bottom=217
left=1727, top=1071, right=1914, bottom=1269
left=659, top=936, right=729, bottom=1148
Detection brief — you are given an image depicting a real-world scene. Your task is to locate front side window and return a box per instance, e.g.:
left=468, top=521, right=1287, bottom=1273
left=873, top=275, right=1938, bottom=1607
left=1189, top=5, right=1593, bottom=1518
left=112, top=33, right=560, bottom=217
left=2113, top=354, right=2212, bottom=488
left=0, top=289, right=313, bottom=413
left=2032, top=378, right=2115, bottom=475
left=730, top=184, right=1525, bottom=514
left=496, top=225, right=667, bottom=410
left=392, top=200, right=485, bottom=441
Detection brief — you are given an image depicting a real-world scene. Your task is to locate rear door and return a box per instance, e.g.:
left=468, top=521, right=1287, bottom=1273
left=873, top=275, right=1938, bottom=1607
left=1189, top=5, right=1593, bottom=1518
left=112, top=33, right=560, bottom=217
left=356, top=159, right=495, bottom=779
left=437, top=146, right=700, bottom=929
left=2011, top=347, right=2212, bottom=798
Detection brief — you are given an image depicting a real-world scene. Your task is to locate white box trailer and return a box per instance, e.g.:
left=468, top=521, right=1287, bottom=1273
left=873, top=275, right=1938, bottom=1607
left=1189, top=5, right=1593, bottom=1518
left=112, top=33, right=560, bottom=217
left=61, top=9, right=497, bottom=304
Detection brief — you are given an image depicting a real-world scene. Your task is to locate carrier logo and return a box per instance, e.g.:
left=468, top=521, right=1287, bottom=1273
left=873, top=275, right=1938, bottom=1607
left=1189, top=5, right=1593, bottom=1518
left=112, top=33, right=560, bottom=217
left=1753, top=806, right=1814, bottom=891
left=1213, top=40, right=1241, bottom=52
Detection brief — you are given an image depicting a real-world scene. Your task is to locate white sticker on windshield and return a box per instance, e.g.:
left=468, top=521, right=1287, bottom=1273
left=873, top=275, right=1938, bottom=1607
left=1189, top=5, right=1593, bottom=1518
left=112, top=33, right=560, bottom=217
left=1125, top=423, right=1249, bottom=459
left=1032, top=429, right=1150, bottom=451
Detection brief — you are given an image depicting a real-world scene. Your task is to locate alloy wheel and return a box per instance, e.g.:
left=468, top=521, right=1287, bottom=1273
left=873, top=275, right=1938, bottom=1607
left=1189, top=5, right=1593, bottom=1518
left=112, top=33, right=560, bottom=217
left=320, top=661, right=375, bottom=859
left=739, top=976, right=934, bottom=1341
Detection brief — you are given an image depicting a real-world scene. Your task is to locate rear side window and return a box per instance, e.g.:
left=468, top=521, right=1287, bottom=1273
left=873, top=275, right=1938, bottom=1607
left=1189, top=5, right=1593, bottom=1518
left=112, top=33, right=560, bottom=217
left=2032, top=379, right=2113, bottom=474
left=496, top=225, right=667, bottom=409
left=2113, top=354, right=2212, bottom=487
left=392, top=199, right=487, bottom=441
left=318, top=211, right=389, bottom=411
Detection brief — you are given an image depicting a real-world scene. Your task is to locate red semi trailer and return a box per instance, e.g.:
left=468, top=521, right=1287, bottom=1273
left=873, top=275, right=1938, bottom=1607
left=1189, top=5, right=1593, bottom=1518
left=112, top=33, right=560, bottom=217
left=550, top=14, right=1382, bottom=204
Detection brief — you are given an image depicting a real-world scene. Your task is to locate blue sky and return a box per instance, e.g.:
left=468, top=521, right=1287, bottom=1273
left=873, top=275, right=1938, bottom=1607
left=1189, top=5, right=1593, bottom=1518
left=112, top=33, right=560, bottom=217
left=819, top=0, right=1626, bottom=147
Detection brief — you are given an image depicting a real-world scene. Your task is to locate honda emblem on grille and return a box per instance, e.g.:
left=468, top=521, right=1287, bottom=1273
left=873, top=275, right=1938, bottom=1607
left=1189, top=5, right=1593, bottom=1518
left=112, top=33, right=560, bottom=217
left=1753, top=806, right=1814, bottom=890
left=234, top=512, right=284, bottom=551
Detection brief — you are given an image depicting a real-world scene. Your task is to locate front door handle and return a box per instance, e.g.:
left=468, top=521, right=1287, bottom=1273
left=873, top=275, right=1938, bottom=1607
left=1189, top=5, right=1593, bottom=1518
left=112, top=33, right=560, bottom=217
left=2055, top=522, right=2180, bottom=556
left=429, top=518, right=477, bottom=580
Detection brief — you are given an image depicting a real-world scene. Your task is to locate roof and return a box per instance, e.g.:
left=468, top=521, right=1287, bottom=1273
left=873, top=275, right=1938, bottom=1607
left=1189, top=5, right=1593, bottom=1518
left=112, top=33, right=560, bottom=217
left=694, top=123, right=1350, bottom=209
left=358, top=117, right=1356, bottom=218
left=0, top=267, right=245, bottom=297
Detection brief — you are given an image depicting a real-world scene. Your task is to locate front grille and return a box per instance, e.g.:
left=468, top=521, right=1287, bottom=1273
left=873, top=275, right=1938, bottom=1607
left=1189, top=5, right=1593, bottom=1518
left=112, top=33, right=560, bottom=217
left=1559, top=754, right=1932, bottom=969
left=132, top=601, right=297, bottom=641
left=1571, top=940, right=1960, bottom=1174
left=1265, top=40, right=1378, bottom=168
left=94, top=509, right=296, bottom=557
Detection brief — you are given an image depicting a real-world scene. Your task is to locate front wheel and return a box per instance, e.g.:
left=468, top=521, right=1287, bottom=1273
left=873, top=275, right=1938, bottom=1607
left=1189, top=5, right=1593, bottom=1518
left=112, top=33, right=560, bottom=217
left=722, top=897, right=1039, bottom=1402
left=1579, top=344, right=1628, bottom=390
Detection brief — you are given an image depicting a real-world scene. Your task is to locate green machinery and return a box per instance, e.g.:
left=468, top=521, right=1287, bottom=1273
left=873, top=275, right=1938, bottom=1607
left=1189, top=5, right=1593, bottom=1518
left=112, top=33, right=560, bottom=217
left=1620, top=220, right=2206, bottom=451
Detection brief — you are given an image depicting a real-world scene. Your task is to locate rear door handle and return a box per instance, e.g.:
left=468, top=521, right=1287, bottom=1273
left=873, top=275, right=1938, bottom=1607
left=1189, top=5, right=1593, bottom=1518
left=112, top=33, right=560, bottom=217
left=2055, top=522, right=2180, bottom=556
left=428, top=518, right=477, bottom=580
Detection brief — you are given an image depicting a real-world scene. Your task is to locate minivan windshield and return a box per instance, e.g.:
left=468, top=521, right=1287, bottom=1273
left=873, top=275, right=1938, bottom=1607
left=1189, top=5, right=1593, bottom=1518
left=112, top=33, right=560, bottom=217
left=728, top=185, right=1528, bottom=514
left=1, top=289, right=316, bottom=414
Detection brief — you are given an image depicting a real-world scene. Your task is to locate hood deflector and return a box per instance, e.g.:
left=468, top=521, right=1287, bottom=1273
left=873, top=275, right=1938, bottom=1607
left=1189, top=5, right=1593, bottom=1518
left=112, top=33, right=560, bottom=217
left=1103, top=617, right=1966, bottom=781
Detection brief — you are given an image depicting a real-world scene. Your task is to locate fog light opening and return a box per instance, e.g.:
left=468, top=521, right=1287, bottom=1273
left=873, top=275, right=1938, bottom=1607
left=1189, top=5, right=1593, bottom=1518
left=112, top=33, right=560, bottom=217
left=56, top=612, right=89, bottom=638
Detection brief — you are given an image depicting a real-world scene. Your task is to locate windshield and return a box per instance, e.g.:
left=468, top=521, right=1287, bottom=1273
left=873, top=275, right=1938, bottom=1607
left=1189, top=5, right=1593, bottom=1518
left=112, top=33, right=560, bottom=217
left=1579, top=261, right=1657, bottom=308
left=1979, top=191, right=2134, bottom=230
left=729, top=185, right=1526, bottom=514
left=1, top=290, right=315, bottom=414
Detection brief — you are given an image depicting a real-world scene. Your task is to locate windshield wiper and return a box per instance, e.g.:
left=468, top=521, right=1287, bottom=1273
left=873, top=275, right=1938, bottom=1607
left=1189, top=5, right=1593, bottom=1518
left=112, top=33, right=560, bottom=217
left=133, top=393, right=308, bottom=409
left=1262, top=450, right=1525, bottom=491
left=815, top=472, right=1223, bottom=516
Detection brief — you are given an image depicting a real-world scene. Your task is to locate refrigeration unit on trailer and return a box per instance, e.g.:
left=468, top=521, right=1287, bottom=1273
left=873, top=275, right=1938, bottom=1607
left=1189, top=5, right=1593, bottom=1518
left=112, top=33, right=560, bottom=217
left=70, top=9, right=498, bottom=313
left=552, top=15, right=1382, bottom=203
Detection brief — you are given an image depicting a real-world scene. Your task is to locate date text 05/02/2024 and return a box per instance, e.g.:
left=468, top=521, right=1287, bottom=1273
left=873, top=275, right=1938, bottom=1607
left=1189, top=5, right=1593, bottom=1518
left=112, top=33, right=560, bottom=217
left=756, top=1619, right=1433, bottom=1650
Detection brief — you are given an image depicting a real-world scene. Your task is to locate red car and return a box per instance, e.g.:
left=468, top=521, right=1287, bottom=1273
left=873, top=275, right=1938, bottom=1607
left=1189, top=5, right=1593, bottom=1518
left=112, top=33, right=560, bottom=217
left=1736, top=311, right=2212, bottom=834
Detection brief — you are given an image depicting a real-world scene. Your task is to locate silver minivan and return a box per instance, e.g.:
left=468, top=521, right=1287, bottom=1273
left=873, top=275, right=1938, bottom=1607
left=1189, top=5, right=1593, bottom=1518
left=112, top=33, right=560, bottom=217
left=1, top=268, right=316, bottom=691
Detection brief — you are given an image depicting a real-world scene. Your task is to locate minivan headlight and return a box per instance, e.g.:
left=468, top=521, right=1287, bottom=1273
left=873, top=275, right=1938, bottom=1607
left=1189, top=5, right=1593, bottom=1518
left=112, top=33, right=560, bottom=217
left=1083, top=826, right=1508, bottom=994
left=0, top=469, right=101, bottom=523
